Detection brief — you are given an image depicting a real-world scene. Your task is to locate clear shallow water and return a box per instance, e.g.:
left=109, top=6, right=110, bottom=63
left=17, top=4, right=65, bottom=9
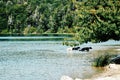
left=0, top=37, right=120, bottom=80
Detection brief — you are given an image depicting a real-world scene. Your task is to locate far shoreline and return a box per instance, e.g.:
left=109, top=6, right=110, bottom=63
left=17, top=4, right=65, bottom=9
left=0, top=33, right=74, bottom=37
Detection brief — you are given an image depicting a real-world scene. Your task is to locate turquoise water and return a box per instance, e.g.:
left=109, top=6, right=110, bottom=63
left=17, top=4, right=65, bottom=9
left=0, top=37, right=120, bottom=80
left=0, top=36, right=67, bottom=41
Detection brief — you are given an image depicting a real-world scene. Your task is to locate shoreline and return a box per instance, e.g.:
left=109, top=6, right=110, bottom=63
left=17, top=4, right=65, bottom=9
left=0, top=33, right=74, bottom=37
left=61, top=64, right=120, bottom=80
left=91, top=64, right=120, bottom=80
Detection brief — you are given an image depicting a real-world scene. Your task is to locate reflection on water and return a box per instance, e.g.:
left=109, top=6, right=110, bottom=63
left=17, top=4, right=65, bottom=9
left=0, top=36, right=70, bottom=41
left=0, top=37, right=120, bottom=80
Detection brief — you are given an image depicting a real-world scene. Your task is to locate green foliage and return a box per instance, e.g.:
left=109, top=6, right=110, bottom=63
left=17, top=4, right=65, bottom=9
left=28, top=26, right=37, bottom=33
left=24, top=26, right=37, bottom=34
left=0, top=0, right=120, bottom=44
left=71, top=0, right=120, bottom=44
left=93, top=54, right=117, bottom=67
left=1, top=29, right=9, bottom=34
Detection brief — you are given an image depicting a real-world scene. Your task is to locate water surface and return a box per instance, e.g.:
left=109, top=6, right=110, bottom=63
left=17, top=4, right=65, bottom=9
left=0, top=37, right=120, bottom=80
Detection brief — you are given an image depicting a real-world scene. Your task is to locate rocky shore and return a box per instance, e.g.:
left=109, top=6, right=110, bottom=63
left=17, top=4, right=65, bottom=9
left=61, top=64, right=120, bottom=80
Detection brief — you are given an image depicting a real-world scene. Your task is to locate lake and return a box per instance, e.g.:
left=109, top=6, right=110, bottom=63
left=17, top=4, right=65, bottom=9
left=0, top=36, right=120, bottom=80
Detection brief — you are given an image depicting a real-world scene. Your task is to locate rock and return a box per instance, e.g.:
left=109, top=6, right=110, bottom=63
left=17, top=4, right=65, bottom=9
left=61, top=75, right=73, bottom=80
left=110, top=55, right=120, bottom=64
left=75, top=78, right=82, bottom=80
left=108, top=64, right=119, bottom=70
left=95, top=77, right=113, bottom=80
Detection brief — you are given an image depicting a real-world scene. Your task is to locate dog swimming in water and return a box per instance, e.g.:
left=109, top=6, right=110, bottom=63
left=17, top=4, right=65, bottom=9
left=67, top=46, right=80, bottom=51
left=79, top=47, right=92, bottom=52
left=72, top=46, right=80, bottom=50
left=67, top=46, right=92, bottom=52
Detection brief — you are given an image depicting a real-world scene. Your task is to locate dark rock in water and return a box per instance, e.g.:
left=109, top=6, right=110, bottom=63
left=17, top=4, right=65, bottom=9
left=110, top=55, right=120, bottom=64
left=79, top=47, right=92, bottom=52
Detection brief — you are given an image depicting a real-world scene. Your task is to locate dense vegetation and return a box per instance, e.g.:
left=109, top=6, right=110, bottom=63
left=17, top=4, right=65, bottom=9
left=0, top=0, right=120, bottom=43
left=93, top=54, right=117, bottom=67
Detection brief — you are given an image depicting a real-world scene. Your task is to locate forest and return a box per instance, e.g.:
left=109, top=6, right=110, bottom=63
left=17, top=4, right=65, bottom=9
left=0, top=0, right=120, bottom=44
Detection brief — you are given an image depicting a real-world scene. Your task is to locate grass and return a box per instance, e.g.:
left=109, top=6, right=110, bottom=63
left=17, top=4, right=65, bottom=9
left=93, top=53, right=117, bottom=67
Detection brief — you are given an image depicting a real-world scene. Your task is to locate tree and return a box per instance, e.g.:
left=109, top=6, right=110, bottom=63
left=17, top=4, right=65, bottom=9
left=0, top=0, right=120, bottom=44
left=72, top=0, right=120, bottom=44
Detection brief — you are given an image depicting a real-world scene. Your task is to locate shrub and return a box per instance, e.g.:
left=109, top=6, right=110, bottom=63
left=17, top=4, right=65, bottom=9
left=23, top=26, right=37, bottom=34
left=93, top=54, right=117, bottom=67
left=1, top=29, right=9, bottom=34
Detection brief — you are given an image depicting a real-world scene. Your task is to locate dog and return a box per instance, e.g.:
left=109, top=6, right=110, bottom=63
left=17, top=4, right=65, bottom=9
left=79, top=47, right=92, bottom=52
left=72, top=46, right=80, bottom=50
left=67, top=46, right=80, bottom=51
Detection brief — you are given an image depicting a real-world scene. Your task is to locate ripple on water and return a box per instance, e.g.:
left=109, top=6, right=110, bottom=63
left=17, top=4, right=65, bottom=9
left=0, top=40, right=120, bottom=80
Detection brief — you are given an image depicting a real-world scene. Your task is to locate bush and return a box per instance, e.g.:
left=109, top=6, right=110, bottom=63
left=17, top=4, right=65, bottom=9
left=28, top=26, right=36, bottom=33
left=93, top=54, right=117, bottom=67
left=1, top=29, right=9, bottom=34
left=23, top=26, right=37, bottom=34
